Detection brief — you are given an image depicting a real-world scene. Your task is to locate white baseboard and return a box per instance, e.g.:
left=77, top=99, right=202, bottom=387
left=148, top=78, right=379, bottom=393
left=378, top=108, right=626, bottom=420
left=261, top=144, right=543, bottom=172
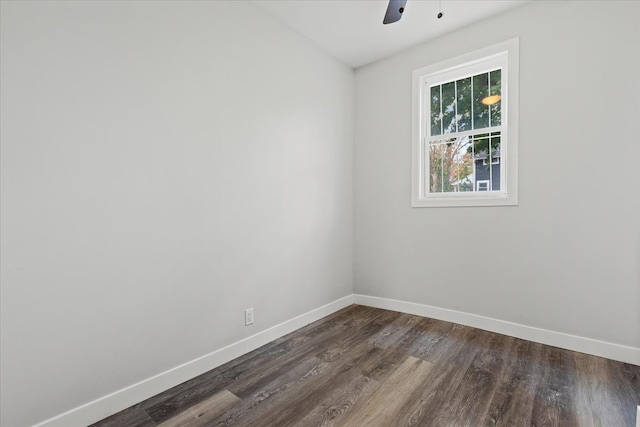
left=33, top=295, right=355, bottom=427
left=353, top=294, right=640, bottom=366
left=32, top=293, right=639, bottom=427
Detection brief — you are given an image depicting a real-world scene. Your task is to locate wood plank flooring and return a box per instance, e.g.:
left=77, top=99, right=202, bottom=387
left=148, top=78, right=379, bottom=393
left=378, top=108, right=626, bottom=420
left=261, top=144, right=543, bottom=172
left=91, top=305, right=640, bottom=427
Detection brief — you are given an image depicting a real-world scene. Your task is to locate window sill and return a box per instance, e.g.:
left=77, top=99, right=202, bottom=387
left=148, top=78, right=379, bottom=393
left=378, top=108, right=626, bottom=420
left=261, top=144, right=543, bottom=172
left=411, top=193, right=518, bottom=208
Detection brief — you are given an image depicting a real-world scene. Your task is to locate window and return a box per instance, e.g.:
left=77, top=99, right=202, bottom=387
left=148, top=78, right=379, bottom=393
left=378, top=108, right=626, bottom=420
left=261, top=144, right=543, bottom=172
left=412, top=39, right=519, bottom=207
left=476, top=180, right=489, bottom=191
left=482, top=156, right=500, bottom=166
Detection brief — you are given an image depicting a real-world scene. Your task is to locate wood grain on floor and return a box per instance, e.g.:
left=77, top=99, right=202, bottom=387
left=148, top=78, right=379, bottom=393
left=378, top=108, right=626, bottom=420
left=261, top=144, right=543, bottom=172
left=91, top=305, right=640, bottom=427
left=156, top=390, right=240, bottom=427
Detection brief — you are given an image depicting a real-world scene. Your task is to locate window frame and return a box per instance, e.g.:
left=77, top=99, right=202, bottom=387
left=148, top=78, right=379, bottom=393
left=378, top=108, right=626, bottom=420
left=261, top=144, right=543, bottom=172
left=411, top=38, right=519, bottom=208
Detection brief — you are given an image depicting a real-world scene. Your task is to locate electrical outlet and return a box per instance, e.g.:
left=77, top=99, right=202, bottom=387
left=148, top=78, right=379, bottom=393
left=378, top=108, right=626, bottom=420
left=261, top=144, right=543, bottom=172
left=245, top=308, right=254, bottom=326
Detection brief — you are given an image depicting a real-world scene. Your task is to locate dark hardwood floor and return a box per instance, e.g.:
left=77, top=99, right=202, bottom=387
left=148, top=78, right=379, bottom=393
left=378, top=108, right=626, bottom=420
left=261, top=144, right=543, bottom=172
left=91, top=305, right=640, bottom=427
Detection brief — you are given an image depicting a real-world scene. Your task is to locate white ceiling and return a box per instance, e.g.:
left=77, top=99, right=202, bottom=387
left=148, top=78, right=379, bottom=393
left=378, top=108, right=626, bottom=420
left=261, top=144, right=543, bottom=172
left=252, top=0, right=530, bottom=68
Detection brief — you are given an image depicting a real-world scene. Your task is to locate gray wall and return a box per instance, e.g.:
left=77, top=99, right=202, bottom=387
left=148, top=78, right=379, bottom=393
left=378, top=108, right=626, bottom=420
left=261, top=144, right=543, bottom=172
left=3, top=1, right=640, bottom=426
left=354, top=1, right=639, bottom=349
left=0, top=2, right=354, bottom=426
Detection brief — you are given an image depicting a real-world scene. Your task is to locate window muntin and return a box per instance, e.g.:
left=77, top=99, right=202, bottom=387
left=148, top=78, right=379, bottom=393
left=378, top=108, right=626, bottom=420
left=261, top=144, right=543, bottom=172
left=411, top=39, right=518, bottom=208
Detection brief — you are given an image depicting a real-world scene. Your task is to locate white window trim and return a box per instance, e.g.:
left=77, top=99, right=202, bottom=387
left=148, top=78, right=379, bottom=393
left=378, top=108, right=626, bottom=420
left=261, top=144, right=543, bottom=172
left=411, top=38, right=519, bottom=208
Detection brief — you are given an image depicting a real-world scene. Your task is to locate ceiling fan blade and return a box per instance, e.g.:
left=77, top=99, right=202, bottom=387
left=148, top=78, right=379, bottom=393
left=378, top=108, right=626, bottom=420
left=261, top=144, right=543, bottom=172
left=383, top=0, right=408, bottom=24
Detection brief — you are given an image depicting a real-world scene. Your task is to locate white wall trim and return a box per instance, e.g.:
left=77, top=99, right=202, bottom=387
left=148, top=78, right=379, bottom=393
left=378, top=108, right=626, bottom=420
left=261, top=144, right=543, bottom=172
left=353, top=294, right=640, bottom=366
left=31, top=293, right=640, bottom=427
left=33, top=295, right=355, bottom=427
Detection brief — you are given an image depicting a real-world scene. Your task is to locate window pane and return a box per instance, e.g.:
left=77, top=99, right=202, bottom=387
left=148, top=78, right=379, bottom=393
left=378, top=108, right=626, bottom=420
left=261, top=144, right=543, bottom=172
left=473, top=134, right=489, bottom=190
left=490, top=131, right=501, bottom=153
left=441, top=142, right=455, bottom=192
left=490, top=69, right=502, bottom=126
left=452, top=137, right=474, bottom=192
left=473, top=73, right=490, bottom=129
left=430, top=85, right=441, bottom=136
left=441, top=81, right=456, bottom=134
left=429, top=144, right=444, bottom=193
left=489, top=133, right=501, bottom=190
left=456, top=77, right=472, bottom=132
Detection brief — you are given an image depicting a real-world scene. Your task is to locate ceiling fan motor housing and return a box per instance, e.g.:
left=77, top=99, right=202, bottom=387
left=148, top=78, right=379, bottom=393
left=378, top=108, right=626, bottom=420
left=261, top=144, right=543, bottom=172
left=383, top=0, right=408, bottom=24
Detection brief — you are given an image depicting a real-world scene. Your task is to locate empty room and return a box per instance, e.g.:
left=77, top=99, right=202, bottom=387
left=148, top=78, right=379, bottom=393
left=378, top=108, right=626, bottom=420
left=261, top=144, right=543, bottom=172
left=1, top=0, right=639, bottom=426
